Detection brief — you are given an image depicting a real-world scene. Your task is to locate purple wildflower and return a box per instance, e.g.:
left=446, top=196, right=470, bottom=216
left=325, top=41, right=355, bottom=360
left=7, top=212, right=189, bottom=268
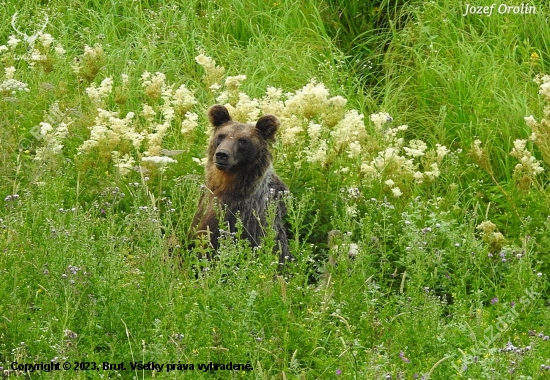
left=399, top=351, right=410, bottom=363
left=491, top=297, right=498, bottom=305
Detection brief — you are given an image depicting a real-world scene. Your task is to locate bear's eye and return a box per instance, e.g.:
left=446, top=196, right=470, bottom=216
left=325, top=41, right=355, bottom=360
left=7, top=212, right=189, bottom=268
left=238, top=139, right=248, bottom=146
left=216, top=134, right=225, bottom=144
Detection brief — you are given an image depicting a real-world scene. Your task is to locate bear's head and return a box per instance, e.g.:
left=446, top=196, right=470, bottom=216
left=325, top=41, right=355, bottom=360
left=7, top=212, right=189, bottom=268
left=207, top=104, right=280, bottom=172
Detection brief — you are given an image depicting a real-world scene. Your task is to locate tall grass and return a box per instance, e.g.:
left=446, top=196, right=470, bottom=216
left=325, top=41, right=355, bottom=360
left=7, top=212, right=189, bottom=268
left=1, top=0, right=549, bottom=378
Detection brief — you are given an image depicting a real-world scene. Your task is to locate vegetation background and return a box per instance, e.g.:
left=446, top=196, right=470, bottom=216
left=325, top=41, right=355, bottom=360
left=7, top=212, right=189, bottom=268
left=0, top=0, right=549, bottom=378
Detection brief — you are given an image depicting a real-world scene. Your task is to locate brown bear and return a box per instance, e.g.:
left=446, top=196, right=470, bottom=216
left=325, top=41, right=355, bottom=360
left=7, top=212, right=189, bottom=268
left=189, top=104, right=293, bottom=267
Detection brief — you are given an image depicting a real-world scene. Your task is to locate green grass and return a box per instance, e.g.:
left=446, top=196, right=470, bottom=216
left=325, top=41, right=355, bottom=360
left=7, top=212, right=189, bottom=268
left=1, top=0, right=550, bottom=379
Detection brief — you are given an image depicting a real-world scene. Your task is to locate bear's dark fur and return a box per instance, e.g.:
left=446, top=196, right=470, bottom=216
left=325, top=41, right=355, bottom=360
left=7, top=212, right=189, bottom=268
left=190, top=104, right=293, bottom=266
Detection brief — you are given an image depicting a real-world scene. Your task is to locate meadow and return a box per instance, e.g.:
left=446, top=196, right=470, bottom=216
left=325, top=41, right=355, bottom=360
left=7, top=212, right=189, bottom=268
left=1, top=0, right=549, bottom=378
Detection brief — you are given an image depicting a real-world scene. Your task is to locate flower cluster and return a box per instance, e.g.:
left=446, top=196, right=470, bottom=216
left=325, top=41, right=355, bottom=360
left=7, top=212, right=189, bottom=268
left=79, top=109, right=144, bottom=161
left=476, top=220, right=506, bottom=252
left=72, top=44, right=105, bottom=82
left=31, top=32, right=65, bottom=69
left=195, top=53, right=225, bottom=88
left=193, top=54, right=449, bottom=197
left=0, top=31, right=65, bottom=71
left=469, top=139, right=493, bottom=174
left=79, top=70, right=196, bottom=175
left=360, top=117, right=448, bottom=197
left=224, top=93, right=261, bottom=124
left=141, top=71, right=166, bottom=101
left=524, top=74, right=550, bottom=167
left=141, top=156, right=178, bottom=173
left=86, top=77, right=113, bottom=106
left=510, top=139, right=544, bottom=191
left=112, top=153, right=136, bottom=176
left=35, top=119, right=71, bottom=161
left=181, top=111, right=199, bottom=135
left=216, top=74, right=247, bottom=105
left=0, top=67, right=29, bottom=95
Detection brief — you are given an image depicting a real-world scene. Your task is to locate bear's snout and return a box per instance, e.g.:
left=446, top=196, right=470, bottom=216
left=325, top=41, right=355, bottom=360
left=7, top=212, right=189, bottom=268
left=214, top=149, right=232, bottom=169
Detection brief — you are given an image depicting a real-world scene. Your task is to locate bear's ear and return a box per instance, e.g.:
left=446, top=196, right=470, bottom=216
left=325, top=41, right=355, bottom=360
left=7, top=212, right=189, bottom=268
left=255, top=114, right=280, bottom=142
left=208, top=105, right=232, bottom=128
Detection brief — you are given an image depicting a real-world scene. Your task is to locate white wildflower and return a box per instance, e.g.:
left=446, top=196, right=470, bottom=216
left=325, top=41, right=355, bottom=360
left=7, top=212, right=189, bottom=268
left=403, top=140, right=427, bottom=157
left=320, top=95, right=347, bottom=126
left=391, top=187, right=402, bottom=198
left=173, top=84, right=196, bottom=114
left=35, top=121, right=71, bottom=160
left=279, top=115, right=303, bottom=145
left=424, top=163, right=441, bottom=181
left=192, top=157, right=207, bottom=166
left=99, top=77, right=113, bottom=96
left=436, top=144, right=449, bottom=159
left=86, top=77, right=113, bottom=105
left=112, top=153, right=135, bottom=176
left=195, top=54, right=225, bottom=86
left=54, top=45, right=65, bottom=55
left=328, top=95, right=347, bottom=110
left=7, top=36, right=20, bottom=49
left=209, top=83, right=221, bottom=92
left=331, top=110, right=366, bottom=148
left=384, top=125, right=408, bottom=145
left=145, top=121, right=170, bottom=157
left=141, top=156, right=177, bottom=172
left=348, top=141, right=361, bottom=158
left=284, top=80, right=330, bottom=119
left=307, top=121, right=322, bottom=141
left=40, top=122, right=53, bottom=136
left=140, top=104, right=156, bottom=122
left=385, top=179, right=395, bottom=187
left=260, top=86, right=285, bottom=115
left=524, top=115, right=537, bottom=127
left=510, top=139, right=544, bottom=178
left=141, top=72, right=166, bottom=99
left=472, top=139, right=483, bottom=158
left=5, top=67, right=16, bottom=80
left=370, top=112, right=392, bottom=130
left=225, top=75, right=246, bottom=93
left=512, top=139, right=527, bottom=153
left=266, top=86, right=283, bottom=99
left=346, top=205, right=358, bottom=217
left=360, top=163, right=377, bottom=177
left=305, top=139, right=328, bottom=165
left=539, top=82, right=550, bottom=99
left=79, top=109, right=144, bottom=154
left=216, top=91, right=229, bottom=105
left=0, top=79, right=30, bottom=94
left=181, top=112, right=199, bottom=134
left=39, top=33, right=55, bottom=49
left=226, top=93, right=260, bottom=123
